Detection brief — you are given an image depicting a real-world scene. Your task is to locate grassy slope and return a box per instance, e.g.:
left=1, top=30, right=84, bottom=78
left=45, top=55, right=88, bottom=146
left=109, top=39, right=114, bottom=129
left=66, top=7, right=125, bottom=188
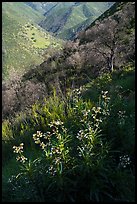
left=25, top=2, right=58, bottom=14
left=39, top=3, right=74, bottom=33
left=82, top=65, right=135, bottom=152
left=2, top=2, right=135, bottom=201
left=62, top=4, right=87, bottom=31
left=85, top=2, right=126, bottom=31
left=2, top=64, right=135, bottom=201
left=39, top=2, right=114, bottom=40
left=2, top=64, right=135, bottom=159
left=2, top=2, right=62, bottom=80
left=2, top=2, right=43, bottom=23
left=26, top=2, right=74, bottom=15
left=57, top=2, right=114, bottom=39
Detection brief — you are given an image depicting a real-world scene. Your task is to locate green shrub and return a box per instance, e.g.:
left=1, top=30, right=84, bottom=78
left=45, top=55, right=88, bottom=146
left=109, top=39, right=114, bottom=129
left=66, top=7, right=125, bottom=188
left=2, top=120, right=13, bottom=142
left=2, top=66, right=135, bottom=202
left=4, top=90, right=134, bottom=202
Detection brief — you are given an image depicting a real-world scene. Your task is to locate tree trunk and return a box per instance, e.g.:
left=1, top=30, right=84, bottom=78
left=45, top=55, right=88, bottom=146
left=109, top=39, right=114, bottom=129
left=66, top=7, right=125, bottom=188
left=110, top=56, right=114, bottom=72
left=107, top=52, right=114, bottom=72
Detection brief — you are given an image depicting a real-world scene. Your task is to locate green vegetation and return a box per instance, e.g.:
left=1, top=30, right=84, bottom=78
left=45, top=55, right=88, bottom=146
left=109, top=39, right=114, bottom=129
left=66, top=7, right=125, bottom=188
left=21, top=22, right=62, bottom=49
left=62, top=2, right=110, bottom=32
left=2, top=2, right=63, bottom=80
left=85, top=2, right=127, bottom=31
left=2, top=64, right=135, bottom=202
left=25, top=2, right=59, bottom=15
left=63, top=5, right=88, bottom=30
left=2, top=2, right=43, bottom=23
left=39, top=2, right=114, bottom=40
left=2, top=1, right=135, bottom=202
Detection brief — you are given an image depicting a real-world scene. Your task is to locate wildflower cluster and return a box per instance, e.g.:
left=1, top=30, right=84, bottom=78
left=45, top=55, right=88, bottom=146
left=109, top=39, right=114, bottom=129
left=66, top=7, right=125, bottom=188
left=92, top=106, right=103, bottom=128
left=72, top=88, right=82, bottom=96
left=98, top=91, right=110, bottom=119
left=76, top=129, right=88, bottom=140
left=70, top=87, right=83, bottom=104
left=76, top=120, right=106, bottom=167
left=80, top=109, right=91, bottom=124
left=49, top=120, right=64, bottom=126
left=32, top=120, right=71, bottom=176
left=33, top=131, right=43, bottom=144
left=33, top=121, right=66, bottom=149
left=13, top=143, right=27, bottom=163
left=75, top=91, right=111, bottom=167
left=49, top=120, right=66, bottom=135
left=33, top=130, right=51, bottom=151
left=119, top=155, right=131, bottom=168
left=71, top=87, right=84, bottom=96
left=46, top=164, right=57, bottom=176
left=118, top=110, right=127, bottom=126
left=80, top=91, right=110, bottom=130
left=101, top=91, right=110, bottom=101
left=82, top=109, right=91, bottom=117
left=77, top=144, right=89, bottom=158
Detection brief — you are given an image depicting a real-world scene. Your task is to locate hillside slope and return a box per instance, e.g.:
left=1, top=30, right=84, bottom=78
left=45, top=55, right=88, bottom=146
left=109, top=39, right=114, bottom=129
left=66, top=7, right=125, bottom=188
left=2, top=2, right=135, bottom=202
left=25, top=2, right=59, bottom=14
left=2, top=62, right=135, bottom=202
left=21, top=2, right=135, bottom=94
left=2, top=2, right=135, bottom=121
left=2, top=2, right=62, bottom=80
left=58, top=2, right=122, bottom=40
left=38, top=2, right=114, bottom=40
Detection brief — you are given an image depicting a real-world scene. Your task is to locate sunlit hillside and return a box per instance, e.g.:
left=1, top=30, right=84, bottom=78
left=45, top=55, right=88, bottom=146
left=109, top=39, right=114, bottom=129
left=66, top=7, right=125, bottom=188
left=2, top=2, right=62, bottom=80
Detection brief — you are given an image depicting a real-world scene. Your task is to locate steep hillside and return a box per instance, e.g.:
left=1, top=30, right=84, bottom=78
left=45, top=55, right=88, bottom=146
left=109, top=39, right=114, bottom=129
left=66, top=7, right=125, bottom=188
left=2, top=63, right=135, bottom=202
left=25, top=2, right=59, bottom=14
left=38, top=2, right=114, bottom=40
left=39, top=2, right=77, bottom=33
left=84, top=2, right=127, bottom=31
left=2, top=2, right=135, bottom=121
left=58, top=2, right=122, bottom=40
left=2, top=2, right=62, bottom=80
left=21, top=2, right=135, bottom=94
left=2, top=2, right=135, bottom=202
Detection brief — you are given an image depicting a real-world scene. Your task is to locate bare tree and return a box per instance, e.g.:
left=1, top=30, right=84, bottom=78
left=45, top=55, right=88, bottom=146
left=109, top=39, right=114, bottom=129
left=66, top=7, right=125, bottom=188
left=2, top=67, right=47, bottom=120
left=79, top=2, right=135, bottom=72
